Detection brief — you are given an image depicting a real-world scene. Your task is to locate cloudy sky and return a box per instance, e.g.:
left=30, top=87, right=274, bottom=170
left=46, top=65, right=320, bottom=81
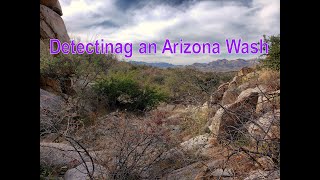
left=60, top=0, right=279, bottom=65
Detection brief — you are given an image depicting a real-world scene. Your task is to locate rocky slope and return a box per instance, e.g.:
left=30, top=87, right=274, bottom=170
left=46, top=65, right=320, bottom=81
left=155, top=67, right=280, bottom=179
left=167, top=67, right=280, bottom=179
left=40, top=66, right=280, bottom=179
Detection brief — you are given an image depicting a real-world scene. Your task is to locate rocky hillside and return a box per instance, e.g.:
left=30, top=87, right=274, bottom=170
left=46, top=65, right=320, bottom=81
left=159, top=67, right=280, bottom=179
left=188, top=59, right=258, bottom=72
left=40, top=66, right=280, bottom=179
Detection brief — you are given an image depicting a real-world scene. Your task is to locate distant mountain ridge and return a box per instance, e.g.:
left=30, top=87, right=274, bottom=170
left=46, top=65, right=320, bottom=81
left=128, top=61, right=177, bottom=68
left=128, top=58, right=259, bottom=72
left=187, top=58, right=259, bottom=72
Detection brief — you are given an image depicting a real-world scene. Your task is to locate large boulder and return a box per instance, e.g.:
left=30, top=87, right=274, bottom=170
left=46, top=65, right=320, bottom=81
left=40, top=142, right=92, bottom=168
left=203, top=104, right=220, bottom=132
left=40, top=89, right=64, bottom=133
left=256, top=90, right=280, bottom=114
left=238, top=67, right=254, bottom=76
left=242, top=71, right=258, bottom=82
left=40, top=77, right=62, bottom=94
left=64, top=162, right=108, bottom=180
left=40, top=0, right=63, bottom=16
left=195, top=168, right=233, bottom=180
left=236, top=87, right=265, bottom=101
left=248, top=110, right=280, bottom=141
left=40, top=4, right=70, bottom=42
left=244, top=170, right=280, bottom=180
left=237, top=82, right=251, bottom=92
left=217, top=82, right=230, bottom=90
left=165, top=161, right=233, bottom=180
left=180, top=134, right=210, bottom=153
left=221, top=89, right=239, bottom=105
left=40, top=76, right=75, bottom=95
left=211, top=82, right=229, bottom=104
left=228, top=75, right=243, bottom=90
left=209, top=88, right=259, bottom=141
left=208, top=107, right=225, bottom=134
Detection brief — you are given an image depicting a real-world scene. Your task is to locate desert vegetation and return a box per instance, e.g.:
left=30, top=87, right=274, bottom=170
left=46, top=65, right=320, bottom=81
left=40, top=34, right=280, bottom=180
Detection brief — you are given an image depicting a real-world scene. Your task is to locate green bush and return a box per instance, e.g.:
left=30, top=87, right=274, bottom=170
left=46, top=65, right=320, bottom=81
left=93, top=73, right=168, bottom=112
left=40, top=39, right=118, bottom=79
left=262, top=34, right=280, bottom=71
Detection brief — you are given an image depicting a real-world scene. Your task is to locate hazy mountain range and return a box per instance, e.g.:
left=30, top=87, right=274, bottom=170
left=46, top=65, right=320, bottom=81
left=128, top=58, right=259, bottom=72
left=128, top=61, right=177, bottom=68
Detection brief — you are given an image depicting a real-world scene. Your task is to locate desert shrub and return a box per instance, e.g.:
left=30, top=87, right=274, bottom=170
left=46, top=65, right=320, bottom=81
left=87, top=112, right=180, bottom=179
left=40, top=39, right=54, bottom=72
left=180, top=107, right=211, bottom=137
left=93, top=73, right=168, bottom=112
left=40, top=39, right=118, bottom=96
left=41, top=39, right=77, bottom=78
left=164, top=68, right=235, bottom=106
left=41, top=56, right=78, bottom=78
left=41, top=52, right=116, bottom=80
left=152, top=74, right=166, bottom=85
left=40, top=165, right=61, bottom=180
left=261, top=34, right=280, bottom=71
left=162, top=68, right=225, bottom=105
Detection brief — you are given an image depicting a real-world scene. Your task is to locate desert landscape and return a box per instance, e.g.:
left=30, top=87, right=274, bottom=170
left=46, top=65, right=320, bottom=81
left=40, top=0, right=280, bottom=179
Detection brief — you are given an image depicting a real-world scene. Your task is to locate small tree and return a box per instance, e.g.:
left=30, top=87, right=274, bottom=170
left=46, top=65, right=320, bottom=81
left=261, top=34, right=280, bottom=71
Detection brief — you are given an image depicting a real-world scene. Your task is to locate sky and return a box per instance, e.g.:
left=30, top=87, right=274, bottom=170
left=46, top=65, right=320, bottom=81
left=60, top=0, right=280, bottom=65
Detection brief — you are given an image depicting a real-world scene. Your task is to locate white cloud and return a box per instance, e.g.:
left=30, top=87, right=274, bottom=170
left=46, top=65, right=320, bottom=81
left=61, top=0, right=109, bottom=17
left=60, top=0, right=280, bottom=65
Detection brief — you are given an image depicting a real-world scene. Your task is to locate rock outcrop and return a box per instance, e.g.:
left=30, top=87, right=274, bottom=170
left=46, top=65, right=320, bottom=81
left=237, top=67, right=254, bottom=76
left=64, top=162, right=108, bottom=180
left=40, top=89, right=65, bottom=133
left=209, top=88, right=260, bottom=141
left=212, top=82, right=229, bottom=104
left=196, top=66, right=281, bottom=179
left=40, top=0, right=63, bottom=16
left=207, top=66, right=272, bottom=140
left=180, top=133, right=211, bottom=155
left=40, top=0, right=70, bottom=42
left=220, top=70, right=252, bottom=106
left=244, top=170, right=280, bottom=180
left=248, top=110, right=280, bottom=141
left=165, top=160, right=233, bottom=180
left=40, top=75, right=75, bottom=95
left=256, top=90, right=280, bottom=114
left=221, top=89, right=239, bottom=105
left=40, top=142, right=91, bottom=167
left=40, top=77, right=62, bottom=94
